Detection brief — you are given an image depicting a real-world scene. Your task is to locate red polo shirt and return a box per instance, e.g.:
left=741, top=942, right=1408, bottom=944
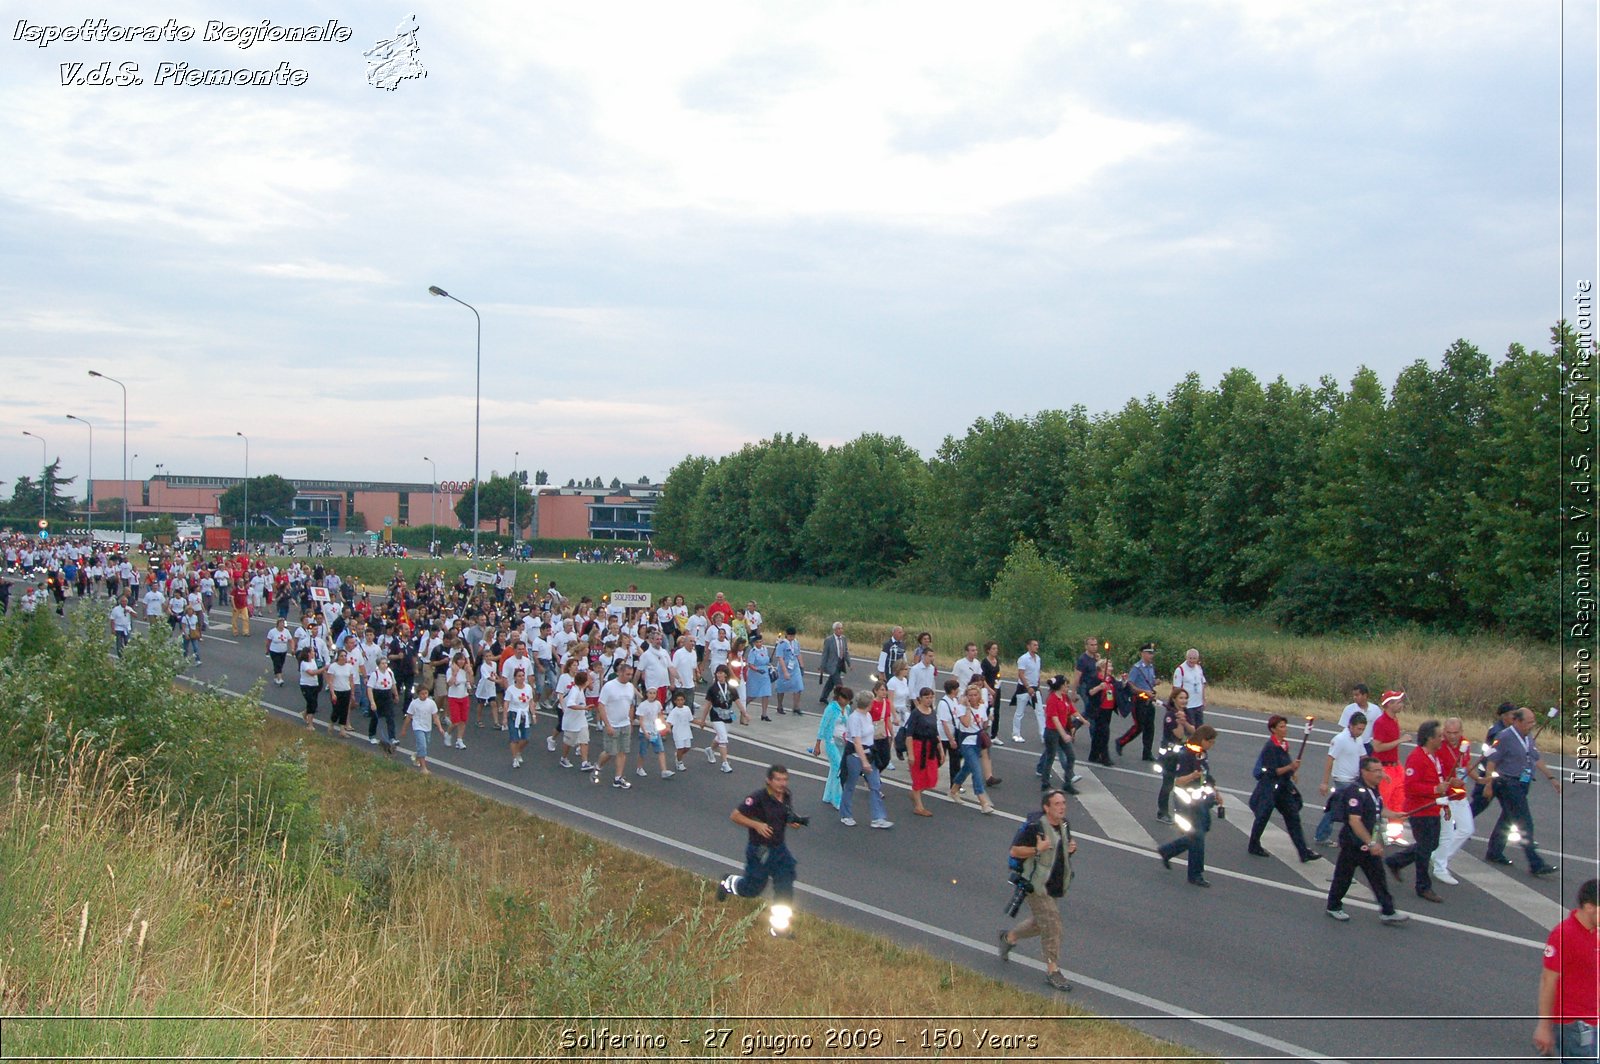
left=1370, top=711, right=1401, bottom=765
left=1544, top=910, right=1600, bottom=1024
left=706, top=600, right=734, bottom=625
left=1401, top=746, right=1443, bottom=818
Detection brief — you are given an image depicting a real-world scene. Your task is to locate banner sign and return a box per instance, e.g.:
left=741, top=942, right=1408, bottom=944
left=609, top=591, right=651, bottom=609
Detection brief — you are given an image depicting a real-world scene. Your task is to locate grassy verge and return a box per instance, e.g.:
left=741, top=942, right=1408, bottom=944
left=300, top=556, right=1557, bottom=725
left=0, top=719, right=1203, bottom=1061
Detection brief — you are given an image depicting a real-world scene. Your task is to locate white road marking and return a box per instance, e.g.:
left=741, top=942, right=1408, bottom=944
left=1068, top=764, right=1158, bottom=849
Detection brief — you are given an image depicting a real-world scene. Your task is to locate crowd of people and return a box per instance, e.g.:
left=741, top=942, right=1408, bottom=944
left=4, top=535, right=1592, bottom=1054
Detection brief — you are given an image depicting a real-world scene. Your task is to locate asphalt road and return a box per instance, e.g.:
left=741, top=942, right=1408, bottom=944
left=30, top=570, right=1598, bottom=1064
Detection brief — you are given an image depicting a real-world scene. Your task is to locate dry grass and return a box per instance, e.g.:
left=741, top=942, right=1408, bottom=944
left=0, top=723, right=1205, bottom=1063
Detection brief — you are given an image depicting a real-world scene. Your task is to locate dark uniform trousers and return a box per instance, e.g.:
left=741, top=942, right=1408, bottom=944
left=1326, top=842, right=1397, bottom=915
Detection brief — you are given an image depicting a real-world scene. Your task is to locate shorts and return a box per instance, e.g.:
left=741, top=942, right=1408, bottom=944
left=709, top=720, right=729, bottom=745
left=638, top=731, right=664, bottom=753
left=447, top=696, right=470, bottom=725
left=602, top=725, right=631, bottom=755
left=508, top=720, right=529, bottom=742
left=563, top=726, right=590, bottom=747
left=413, top=729, right=431, bottom=758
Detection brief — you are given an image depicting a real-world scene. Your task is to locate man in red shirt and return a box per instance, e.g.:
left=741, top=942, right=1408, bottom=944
left=706, top=592, right=734, bottom=627
left=1383, top=719, right=1449, bottom=903
left=1535, top=878, right=1599, bottom=1060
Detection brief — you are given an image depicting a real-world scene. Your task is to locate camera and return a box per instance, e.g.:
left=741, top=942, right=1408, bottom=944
left=789, top=814, right=810, bottom=828
left=1004, top=870, right=1034, bottom=918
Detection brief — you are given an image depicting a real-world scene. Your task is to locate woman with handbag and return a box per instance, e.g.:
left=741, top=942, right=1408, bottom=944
left=745, top=633, right=775, bottom=721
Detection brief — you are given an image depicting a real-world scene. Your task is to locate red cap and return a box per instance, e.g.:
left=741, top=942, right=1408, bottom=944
left=1380, top=690, right=1405, bottom=707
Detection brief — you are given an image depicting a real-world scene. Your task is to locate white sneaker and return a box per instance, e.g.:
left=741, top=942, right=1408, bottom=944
left=559, top=758, right=573, bottom=769
left=1432, top=866, right=1459, bottom=885
left=884, top=762, right=896, bottom=771
left=675, top=761, right=687, bottom=771
left=274, top=677, right=283, bottom=686
left=636, top=766, right=647, bottom=777
left=455, top=739, right=466, bottom=750
left=368, top=736, right=379, bottom=745
left=546, top=736, right=556, bottom=752
left=1011, top=735, right=1025, bottom=744
left=579, top=761, right=596, bottom=772
left=661, top=770, right=675, bottom=779
left=511, top=757, right=522, bottom=768
left=1071, top=773, right=1082, bottom=784
left=870, top=819, right=894, bottom=829
left=719, top=761, right=734, bottom=773
left=705, top=746, right=717, bottom=764
left=991, top=737, right=1004, bottom=746
left=840, top=817, right=857, bottom=826
left=612, top=777, right=631, bottom=790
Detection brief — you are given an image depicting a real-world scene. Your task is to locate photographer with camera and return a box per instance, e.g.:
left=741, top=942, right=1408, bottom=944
left=998, top=789, right=1076, bottom=992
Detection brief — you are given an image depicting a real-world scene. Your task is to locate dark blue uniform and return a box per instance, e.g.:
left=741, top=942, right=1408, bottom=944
left=726, top=785, right=799, bottom=903
left=1157, top=744, right=1217, bottom=885
left=1324, top=781, right=1397, bottom=916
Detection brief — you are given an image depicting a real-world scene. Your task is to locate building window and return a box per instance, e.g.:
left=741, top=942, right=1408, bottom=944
left=398, top=492, right=409, bottom=526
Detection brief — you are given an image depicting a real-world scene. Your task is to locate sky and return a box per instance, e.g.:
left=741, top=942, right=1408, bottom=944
left=1, top=0, right=1596, bottom=494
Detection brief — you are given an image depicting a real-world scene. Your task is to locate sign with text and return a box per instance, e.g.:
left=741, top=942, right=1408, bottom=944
left=609, top=591, right=651, bottom=609
left=464, top=568, right=516, bottom=588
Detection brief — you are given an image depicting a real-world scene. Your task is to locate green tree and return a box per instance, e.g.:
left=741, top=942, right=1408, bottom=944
left=6, top=461, right=77, bottom=522
left=1461, top=336, right=1563, bottom=635
left=653, top=456, right=713, bottom=565
left=219, top=475, right=296, bottom=524
left=452, top=475, right=533, bottom=534
left=981, top=539, right=1077, bottom=657
left=691, top=448, right=760, bottom=576
left=799, top=434, right=929, bottom=585
left=742, top=434, right=824, bottom=581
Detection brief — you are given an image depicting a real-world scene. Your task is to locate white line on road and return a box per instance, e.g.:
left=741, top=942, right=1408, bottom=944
left=1067, top=763, right=1158, bottom=849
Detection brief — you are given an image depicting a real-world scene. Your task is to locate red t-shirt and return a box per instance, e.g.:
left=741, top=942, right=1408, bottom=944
left=1044, top=693, right=1076, bottom=734
left=1544, top=911, right=1600, bottom=1024
left=1371, top=711, right=1401, bottom=765
left=230, top=586, right=248, bottom=608
left=706, top=600, right=734, bottom=625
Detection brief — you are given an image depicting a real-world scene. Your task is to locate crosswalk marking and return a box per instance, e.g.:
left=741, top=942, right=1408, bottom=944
left=1069, top=764, right=1158, bottom=849
left=1210, top=808, right=1333, bottom=888
left=1451, top=861, right=1564, bottom=927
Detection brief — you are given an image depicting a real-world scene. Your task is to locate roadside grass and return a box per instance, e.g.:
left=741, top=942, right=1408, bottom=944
left=300, top=556, right=1558, bottom=726
left=0, top=720, right=1204, bottom=1062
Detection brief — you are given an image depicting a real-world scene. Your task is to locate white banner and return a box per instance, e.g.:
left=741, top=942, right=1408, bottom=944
left=465, top=568, right=518, bottom=588
left=609, top=591, right=651, bottom=609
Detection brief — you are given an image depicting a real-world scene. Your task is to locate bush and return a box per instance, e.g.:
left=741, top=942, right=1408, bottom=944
left=1271, top=563, right=1378, bottom=635
left=981, top=539, right=1077, bottom=658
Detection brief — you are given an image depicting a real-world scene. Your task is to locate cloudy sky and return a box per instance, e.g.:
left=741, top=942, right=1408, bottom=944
left=2, top=1, right=1595, bottom=494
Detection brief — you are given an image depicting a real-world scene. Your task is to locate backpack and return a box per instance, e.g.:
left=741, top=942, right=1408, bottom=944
left=1008, top=813, right=1043, bottom=875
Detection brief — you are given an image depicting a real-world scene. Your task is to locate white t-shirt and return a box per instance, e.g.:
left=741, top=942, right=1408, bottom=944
left=887, top=676, right=911, bottom=718
left=1017, top=652, right=1042, bottom=689
left=110, top=604, right=132, bottom=634
left=637, top=645, right=672, bottom=690
left=446, top=664, right=471, bottom=698
left=143, top=590, right=165, bottom=617
left=1174, top=663, right=1207, bottom=707
left=952, top=656, right=982, bottom=691
left=687, top=615, right=709, bottom=646
left=325, top=661, right=358, bottom=693
left=1338, top=702, right=1374, bottom=729
left=666, top=703, right=694, bottom=743
left=636, top=698, right=664, bottom=737
left=407, top=696, right=438, bottom=732
left=500, top=654, right=533, bottom=686
left=298, top=659, right=321, bottom=688
left=670, top=647, right=698, bottom=687
left=505, top=683, right=534, bottom=725
left=908, top=662, right=937, bottom=698
left=561, top=684, right=589, bottom=731
left=598, top=678, right=636, bottom=728
left=1327, top=729, right=1366, bottom=782
left=844, top=709, right=876, bottom=753
left=476, top=661, right=499, bottom=700
left=267, top=627, right=292, bottom=654
left=936, top=696, right=962, bottom=742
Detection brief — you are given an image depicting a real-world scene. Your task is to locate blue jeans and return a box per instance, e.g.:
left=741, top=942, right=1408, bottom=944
left=733, top=841, right=796, bottom=903
left=1159, top=803, right=1211, bottom=881
left=950, top=743, right=985, bottom=796
left=1037, top=730, right=1075, bottom=787
left=1313, top=780, right=1355, bottom=843
left=1560, top=1020, right=1597, bottom=1062
left=841, top=752, right=887, bottom=822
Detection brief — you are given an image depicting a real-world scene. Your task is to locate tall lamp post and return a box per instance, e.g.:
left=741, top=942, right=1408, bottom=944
left=21, top=430, right=47, bottom=523
left=66, top=414, right=94, bottom=538
left=236, top=432, right=249, bottom=551
left=427, top=285, right=482, bottom=558
left=512, top=449, right=519, bottom=550
left=87, top=371, right=128, bottom=541
left=423, top=455, right=437, bottom=540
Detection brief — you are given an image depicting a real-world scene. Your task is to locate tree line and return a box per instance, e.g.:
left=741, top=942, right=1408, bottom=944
left=653, top=325, right=1577, bottom=639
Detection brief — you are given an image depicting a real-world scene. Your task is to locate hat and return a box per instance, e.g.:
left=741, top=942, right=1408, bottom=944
left=1497, top=701, right=1519, bottom=716
left=1140, top=642, right=1156, bottom=652
left=1380, top=690, right=1405, bottom=707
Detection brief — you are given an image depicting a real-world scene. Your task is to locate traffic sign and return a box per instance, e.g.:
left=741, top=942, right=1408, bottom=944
left=383, top=516, right=393, bottom=527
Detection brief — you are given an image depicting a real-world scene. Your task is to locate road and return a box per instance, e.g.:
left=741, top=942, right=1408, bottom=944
left=31, top=567, right=1598, bottom=1064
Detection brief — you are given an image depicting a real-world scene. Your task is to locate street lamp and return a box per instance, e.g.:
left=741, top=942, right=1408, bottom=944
left=423, top=455, right=437, bottom=539
left=66, top=414, right=94, bottom=538
left=236, top=432, right=249, bottom=551
left=21, top=430, right=47, bottom=523
left=512, top=449, right=519, bottom=549
left=427, top=285, right=482, bottom=558
left=87, top=371, right=128, bottom=541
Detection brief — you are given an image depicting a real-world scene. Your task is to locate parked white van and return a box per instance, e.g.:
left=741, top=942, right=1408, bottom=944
left=281, top=527, right=309, bottom=546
